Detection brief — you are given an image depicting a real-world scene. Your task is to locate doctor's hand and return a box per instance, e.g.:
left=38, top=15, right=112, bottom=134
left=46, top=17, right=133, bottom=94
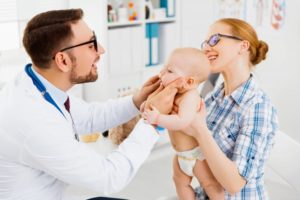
left=133, top=75, right=161, bottom=109
left=145, top=77, right=185, bottom=115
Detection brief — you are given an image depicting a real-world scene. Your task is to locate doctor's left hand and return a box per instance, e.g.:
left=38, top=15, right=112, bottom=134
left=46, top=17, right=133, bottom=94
left=133, top=75, right=161, bottom=110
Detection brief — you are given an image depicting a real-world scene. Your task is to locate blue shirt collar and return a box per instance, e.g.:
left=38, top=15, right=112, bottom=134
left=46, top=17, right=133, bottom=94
left=31, top=67, right=68, bottom=107
left=211, top=74, right=256, bottom=106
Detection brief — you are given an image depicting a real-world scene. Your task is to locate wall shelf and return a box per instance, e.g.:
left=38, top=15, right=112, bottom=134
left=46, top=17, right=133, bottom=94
left=145, top=17, right=176, bottom=24
left=107, top=17, right=176, bottom=29
left=108, top=20, right=143, bottom=28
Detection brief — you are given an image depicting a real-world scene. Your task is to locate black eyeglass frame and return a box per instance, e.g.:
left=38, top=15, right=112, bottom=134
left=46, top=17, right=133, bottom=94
left=201, top=33, right=243, bottom=49
left=52, top=31, right=98, bottom=59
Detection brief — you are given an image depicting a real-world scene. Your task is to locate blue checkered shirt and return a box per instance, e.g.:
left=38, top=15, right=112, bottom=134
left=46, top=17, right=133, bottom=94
left=195, top=75, right=278, bottom=200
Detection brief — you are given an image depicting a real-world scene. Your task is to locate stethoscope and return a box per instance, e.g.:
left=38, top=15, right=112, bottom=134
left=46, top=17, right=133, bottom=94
left=25, top=63, right=65, bottom=117
left=25, top=63, right=79, bottom=141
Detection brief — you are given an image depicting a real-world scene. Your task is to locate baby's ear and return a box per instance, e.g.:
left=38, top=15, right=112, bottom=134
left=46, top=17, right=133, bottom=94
left=186, top=77, right=195, bottom=85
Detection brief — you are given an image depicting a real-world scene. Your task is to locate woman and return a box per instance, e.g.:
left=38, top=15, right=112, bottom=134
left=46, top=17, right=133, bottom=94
left=184, top=18, right=279, bottom=199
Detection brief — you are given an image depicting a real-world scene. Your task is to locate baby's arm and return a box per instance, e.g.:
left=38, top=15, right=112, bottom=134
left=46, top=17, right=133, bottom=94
left=143, top=91, right=200, bottom=131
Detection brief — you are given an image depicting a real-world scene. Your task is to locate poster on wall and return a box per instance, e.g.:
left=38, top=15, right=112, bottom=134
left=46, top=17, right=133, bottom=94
left=214, top=0, right=286, bottom=30
left=214, top=0, right=248, bottom=20
left=270, top=0, right=286, bottom=30
left=247, top=0, right=270, bottom=27
left=247, top=0, right=286, bottom=30
left=254, top=0, right=268, bottom=26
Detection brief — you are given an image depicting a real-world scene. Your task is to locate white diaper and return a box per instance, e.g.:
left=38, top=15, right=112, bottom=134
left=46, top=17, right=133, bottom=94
left=177, top=147, right=205, bottom=177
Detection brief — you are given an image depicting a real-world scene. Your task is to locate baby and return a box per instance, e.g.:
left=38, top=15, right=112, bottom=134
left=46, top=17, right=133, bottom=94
left=143, top=48, right=224, bottom=200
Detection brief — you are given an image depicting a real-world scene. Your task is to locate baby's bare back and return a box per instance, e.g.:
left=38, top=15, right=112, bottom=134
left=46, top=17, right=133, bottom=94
left=169, top=90, right=200, bottom=152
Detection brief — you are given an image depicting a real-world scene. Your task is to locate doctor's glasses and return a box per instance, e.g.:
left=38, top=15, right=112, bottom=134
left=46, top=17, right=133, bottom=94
left=52, top=31, right=98, bottom=59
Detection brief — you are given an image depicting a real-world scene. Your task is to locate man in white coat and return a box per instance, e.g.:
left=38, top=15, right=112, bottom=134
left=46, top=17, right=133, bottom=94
left=0, top=9, right=178, bottom=200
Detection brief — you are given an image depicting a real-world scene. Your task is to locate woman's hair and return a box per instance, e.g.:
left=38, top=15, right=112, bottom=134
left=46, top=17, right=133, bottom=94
left=216, top=18, right=268, bottom=66
left=23, top=9, right=84, bottom=69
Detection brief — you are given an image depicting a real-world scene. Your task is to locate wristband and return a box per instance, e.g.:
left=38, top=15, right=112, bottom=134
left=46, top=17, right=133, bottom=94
left=155, top=125, right=165, bottom=132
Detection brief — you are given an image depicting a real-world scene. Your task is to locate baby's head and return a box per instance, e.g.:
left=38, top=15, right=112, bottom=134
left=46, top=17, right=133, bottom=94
left=160, top=48, right=210, bottom=89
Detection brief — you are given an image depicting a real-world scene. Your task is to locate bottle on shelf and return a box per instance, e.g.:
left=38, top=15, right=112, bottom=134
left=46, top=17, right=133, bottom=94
left=118, top=3, right=128, bottom=22
left=145, top=0, right=154, bottom=20
left=128, top=1, right=138, bottom=21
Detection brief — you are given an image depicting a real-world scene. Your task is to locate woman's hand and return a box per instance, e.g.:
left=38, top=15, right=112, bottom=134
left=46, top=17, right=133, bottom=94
left=182, top=99, right=208, bottom=138
left=133, top=75, right=161, bottom=109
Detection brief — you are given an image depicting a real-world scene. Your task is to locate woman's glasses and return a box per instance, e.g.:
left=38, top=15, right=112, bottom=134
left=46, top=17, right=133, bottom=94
left=201, top=33, right=243, bottom=49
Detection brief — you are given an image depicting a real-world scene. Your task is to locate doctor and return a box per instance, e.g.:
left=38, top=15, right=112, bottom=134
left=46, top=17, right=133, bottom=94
left=0, top=9, right=178, bottom=200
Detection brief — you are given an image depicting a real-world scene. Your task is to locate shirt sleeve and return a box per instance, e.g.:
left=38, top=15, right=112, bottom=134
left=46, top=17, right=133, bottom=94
left=21, top=117, right=159, bottom=195
left=70, top=95, right=139, bottom=134
left=231, top=101, right=278, bottom=181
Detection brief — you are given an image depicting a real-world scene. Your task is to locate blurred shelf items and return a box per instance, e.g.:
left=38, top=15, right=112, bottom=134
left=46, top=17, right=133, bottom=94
left=0, top=0, right=179, bottom=101
left=105, top=0, right=179, bottom=98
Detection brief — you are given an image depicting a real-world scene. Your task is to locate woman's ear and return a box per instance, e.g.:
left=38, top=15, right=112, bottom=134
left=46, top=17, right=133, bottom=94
left=239, top=40, right=250, bottom=54
left=54, top=52, right=72, bottom=73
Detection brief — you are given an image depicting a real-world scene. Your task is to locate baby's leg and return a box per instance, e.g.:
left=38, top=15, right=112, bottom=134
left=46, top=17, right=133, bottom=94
left=173, top=155, right=194, bottom=200
left=193, top=160, right=224, bottom=200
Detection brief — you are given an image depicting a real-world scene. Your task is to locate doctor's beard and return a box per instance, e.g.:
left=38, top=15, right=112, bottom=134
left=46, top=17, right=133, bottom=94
left=69, top=54, right=98, bottom=84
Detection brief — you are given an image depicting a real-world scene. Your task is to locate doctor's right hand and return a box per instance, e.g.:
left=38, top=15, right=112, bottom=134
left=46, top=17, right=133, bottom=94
left=145, top=77, right=185, bottom=115
left=133, top=75, right=161, bottom=110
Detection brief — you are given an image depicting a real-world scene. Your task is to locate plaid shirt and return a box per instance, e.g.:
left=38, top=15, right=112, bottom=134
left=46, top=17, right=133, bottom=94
left=195, top=75, right=278, bottom=200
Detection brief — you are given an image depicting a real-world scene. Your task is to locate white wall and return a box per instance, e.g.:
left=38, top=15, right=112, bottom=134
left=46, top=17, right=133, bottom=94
left=179, top=0, right=300, bottom=142
left=0, top=0, right=299, bottom=142
left=69, top=0, right=109, bottom=102
left=0, top=1, right=106, bottom=100
left=255, top=1, right=300, bottom=142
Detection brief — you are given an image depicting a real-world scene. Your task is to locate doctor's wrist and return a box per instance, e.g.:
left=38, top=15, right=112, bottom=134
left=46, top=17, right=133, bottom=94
left=132, top=94, right=143, bottom=110
left=142, top=119, right=160, bottom=135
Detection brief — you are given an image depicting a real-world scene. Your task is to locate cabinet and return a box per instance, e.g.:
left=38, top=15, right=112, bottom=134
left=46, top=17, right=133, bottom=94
left=105, top=0, right=180, bottom=98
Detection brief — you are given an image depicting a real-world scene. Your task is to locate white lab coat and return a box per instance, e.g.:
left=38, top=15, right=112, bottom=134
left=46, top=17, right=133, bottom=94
left=0, top=71, right=159, bottom=200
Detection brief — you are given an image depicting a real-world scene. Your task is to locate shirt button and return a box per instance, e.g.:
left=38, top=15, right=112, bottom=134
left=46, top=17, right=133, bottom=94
left=211, top=121, right=216, bottom=125
left=227, top=135, right=231, bottom=138
left=252, top=156, right=255, bottom=160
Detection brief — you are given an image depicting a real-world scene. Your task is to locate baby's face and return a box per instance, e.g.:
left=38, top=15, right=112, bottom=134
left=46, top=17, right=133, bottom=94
left=159, top=65, right=184, bottom=87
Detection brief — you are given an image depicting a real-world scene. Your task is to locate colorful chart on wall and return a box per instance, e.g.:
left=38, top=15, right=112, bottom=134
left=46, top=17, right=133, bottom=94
left=270, top=0, right=286, bottom=30
left=214, top=0, right=286, bottom=30
left=246, top=0, right=270, bottom=28
left=247, top=0, right=286, bottom=29
left=214, top=0, right=248, bottom=20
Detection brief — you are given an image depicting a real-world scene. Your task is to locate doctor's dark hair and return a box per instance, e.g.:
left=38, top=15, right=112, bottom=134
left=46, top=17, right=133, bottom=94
left=216, top=18, right=268, bottom=66
left=23, top=9, right=84, bottom=69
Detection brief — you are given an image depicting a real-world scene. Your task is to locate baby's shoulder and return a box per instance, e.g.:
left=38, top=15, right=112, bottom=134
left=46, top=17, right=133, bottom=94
left=175, top=89, right=200, bottom=104
left=183, top=89, right=200, bottom=98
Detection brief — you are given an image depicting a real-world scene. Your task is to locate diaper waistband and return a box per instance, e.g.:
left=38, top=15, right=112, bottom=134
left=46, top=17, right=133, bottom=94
left=177, top=147, right=202, bottom=160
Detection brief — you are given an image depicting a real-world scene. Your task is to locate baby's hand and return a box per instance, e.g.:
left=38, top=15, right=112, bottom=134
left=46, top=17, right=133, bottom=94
left=142, top=105, right=160, bottom=125
left=140, top=101, right=146, bottom=113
